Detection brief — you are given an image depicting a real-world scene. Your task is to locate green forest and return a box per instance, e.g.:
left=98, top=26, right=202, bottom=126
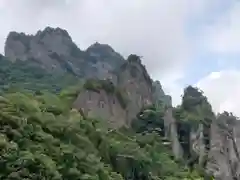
left=0, top=55, right=213, bottom=179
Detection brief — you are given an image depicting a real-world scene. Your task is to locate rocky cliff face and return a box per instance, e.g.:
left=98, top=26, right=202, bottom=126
left=73, top=89, right=126, bottom=128
left=86, top=42, right=124, bottom=68
left=86, top=42, right=125, bottom=83
left=152, top=80, right=172, bottom=107
left=117, top=54, right=153, bottom=125
left=72, top=55, right=155, bottom=127
left=5, top=27, right=124, bottom=79
left=4, top=26, right=177, bottom=140
left=164, top=108, right=183, bottom=159
left=5, top=28, right=81, bottom=74
left=6, top=26, right=240, bottom=179
left=206, top=113, right=240, bottom=180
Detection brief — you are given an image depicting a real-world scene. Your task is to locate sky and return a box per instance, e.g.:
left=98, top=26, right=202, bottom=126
left=0, top=0, right=240, bottom=116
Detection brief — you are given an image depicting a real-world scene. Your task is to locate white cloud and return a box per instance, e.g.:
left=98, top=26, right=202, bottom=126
left=0, top=0, right=236, bottom=109
left=0, top=0, right=195, bottom=78
left=157, top=71, right=185, bottom=106
left=203, top=1, right=240, bottom=54
left=0, top=0, right=221, bottom=80
left=196, top=70, right=240, bottom=116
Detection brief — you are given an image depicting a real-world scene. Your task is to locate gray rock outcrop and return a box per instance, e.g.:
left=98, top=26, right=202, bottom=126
left=152, top=80, right=172, bottom=107
left=117, top=54, right=153, bottom=125
left=164, top=108, right=183, bottom=159
left=206, top=113, right=240, bottom=180
left=4, top=27, right=124, bottom=80
left=73, top=89, right=126, bottom=128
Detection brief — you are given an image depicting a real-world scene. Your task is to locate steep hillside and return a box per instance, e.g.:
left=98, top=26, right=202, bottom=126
left=0, top=89, right=203, bottom=180
left=117, top=54, right=153, bottom=125
left=152, top=80, right=172, bottom=107
left=72, top=54, right=157, bottom=127
left=206, top=112, right=240, bottom=179
left=4, top=27, right=236, bottom=179
left=0, top=54, right=79, bottom=93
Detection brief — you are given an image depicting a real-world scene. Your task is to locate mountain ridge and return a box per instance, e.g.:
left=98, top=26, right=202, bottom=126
left=4, top=26, right=171, bottom=107
left=3, top=26, right=240, bottom=179
left=2, top=27, right=171, bottom=125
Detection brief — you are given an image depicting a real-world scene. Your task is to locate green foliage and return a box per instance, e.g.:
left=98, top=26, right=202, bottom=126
left=0, top=91, right=117, bottom=179
left=131, top=105, right=165, bottom=136
left=83, top=79, right=127, bottom=109
left=84, top=79, right=113, bottom=93
left=0, top=52, right=209, bottom=180
left=181, top=86, right=214, bottom=124
left=172, top=86, right=215, bottom=169
left=0, top=89, right=204, bottom=180
left=0, top=56, right=79, bottom=93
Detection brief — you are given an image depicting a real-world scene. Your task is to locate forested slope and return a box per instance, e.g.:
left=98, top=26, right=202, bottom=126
left=0, top=88, right=204, bottom=180
left=0, top=26, right=226, bottom=179
left=0, top=55, right=79, bottom=93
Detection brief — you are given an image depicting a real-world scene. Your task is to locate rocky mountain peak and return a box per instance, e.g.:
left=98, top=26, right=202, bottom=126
left=113, top=55, right=153, bottom=125
left=87, top=42, right=113, bottom=52
left=5, top=31, right=32, bottom=60
left=72, top=53, right=158, bottom=127
left=36, top=26, right=71, bottom=39
left=7, top=31, right=31, bottom=40
left=3, top=26, right=173, bottom=129
left=34, top=27, right=73, bottom=50
left=118, top=54, right=152, bottom=86
left=127, top=54, right=141, bottom=63
left=5, top=27, right=76, bottom=58
left=4, top=27, right=125, bottom=79
left=86, top=42, right=124, bottom=67
left=153, top=80, right=172, bottom=107
left=5, top=27, right=85, bottom=77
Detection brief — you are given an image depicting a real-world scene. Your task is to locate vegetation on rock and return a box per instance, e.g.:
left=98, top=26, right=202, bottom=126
left=1, top=27, right=223, bottom=179
left=172, top=86, right=215, bottom=176
left=117, top=55, right=152, bottom=86
left=0, top=88, right=204, bottom=180
left=83, top=79, right=128, bottom=109
left=0, top=55, right=79, bottom=94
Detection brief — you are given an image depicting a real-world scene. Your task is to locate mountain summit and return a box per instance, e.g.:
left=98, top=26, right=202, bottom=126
left=4, top=27, right=124, bottom=79
left=2, top=26, right=240, bottom=179
left=4, top=26, right=171, bottom=127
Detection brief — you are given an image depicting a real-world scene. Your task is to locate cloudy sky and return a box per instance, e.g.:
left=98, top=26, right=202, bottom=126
left=0, top=0, right=240, bottom=116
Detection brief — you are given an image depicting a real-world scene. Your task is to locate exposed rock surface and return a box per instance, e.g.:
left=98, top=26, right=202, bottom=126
left=7, top=26, right=240, bottom=179
left=206, top=113, right=240, bottom=180
left=86, top=42, right=125, bottom=84
left=164, top=107, right=183, bottom=159
left=73, top=55, right=155, bottom=127
left=4, top=27, right=172, bottom=129
left=117, top=54, right=153, bottom=125
left=152, top=80, right=172, bottom=107
left=73, top=89, right=126, bottom=128
left=4, top=27, right=179, bottom=154
left=5, top=27, right=124, bottom=79
left=190, top=124, right=206, bottom=166
left=86, top=42, right=124, bottom=68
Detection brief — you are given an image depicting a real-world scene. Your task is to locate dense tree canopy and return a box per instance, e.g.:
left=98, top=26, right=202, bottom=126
left=0, top=88, right=204, bottom=179
left=0, top=56, right=210, bottom=179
